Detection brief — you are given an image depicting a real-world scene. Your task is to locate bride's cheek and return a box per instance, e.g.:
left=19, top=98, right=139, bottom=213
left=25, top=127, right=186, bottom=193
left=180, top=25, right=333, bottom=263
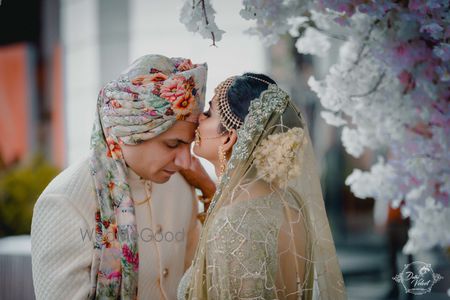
left=208, top=139, right=221, bottom=161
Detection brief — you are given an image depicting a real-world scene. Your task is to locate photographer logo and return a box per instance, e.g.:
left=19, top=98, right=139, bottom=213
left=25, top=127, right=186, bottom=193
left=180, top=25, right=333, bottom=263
left=393, top=261, right=443, bottom=295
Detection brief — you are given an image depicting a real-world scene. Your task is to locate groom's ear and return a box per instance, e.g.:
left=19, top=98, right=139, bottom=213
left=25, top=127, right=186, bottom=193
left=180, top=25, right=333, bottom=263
left=223, top=129, right=237, bottom=153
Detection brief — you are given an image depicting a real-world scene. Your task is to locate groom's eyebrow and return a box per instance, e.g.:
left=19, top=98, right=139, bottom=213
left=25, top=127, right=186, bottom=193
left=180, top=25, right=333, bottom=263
left=167, top=138, right=191, bottom=144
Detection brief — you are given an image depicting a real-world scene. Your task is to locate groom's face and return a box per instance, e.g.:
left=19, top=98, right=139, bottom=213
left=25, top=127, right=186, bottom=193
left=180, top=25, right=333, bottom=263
left=122, top=120, right=197, bottom=183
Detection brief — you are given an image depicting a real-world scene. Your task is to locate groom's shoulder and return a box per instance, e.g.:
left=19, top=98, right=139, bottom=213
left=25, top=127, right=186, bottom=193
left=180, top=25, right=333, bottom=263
left=40, top=156, right=93, bottom=197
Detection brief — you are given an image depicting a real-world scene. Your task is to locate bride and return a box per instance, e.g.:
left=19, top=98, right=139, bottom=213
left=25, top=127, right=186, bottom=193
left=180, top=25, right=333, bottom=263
left=178, top=73, right=347, bottom=299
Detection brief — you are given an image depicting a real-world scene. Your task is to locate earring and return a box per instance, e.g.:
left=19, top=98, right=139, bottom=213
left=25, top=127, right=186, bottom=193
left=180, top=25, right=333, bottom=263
left=218, top=145, right=227, bottom=180
left=194, top=129, right=201, bottom=146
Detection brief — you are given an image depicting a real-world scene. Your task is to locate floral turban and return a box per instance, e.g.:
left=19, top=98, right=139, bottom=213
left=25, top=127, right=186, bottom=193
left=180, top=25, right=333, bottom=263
left=101, top=54, right=207, bottom=145
left=88, top=54, right=207, bottom=299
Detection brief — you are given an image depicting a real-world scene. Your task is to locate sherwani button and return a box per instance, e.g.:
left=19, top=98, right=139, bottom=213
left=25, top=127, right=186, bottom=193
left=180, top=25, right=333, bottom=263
left=162, top=268, right=169, bottom=277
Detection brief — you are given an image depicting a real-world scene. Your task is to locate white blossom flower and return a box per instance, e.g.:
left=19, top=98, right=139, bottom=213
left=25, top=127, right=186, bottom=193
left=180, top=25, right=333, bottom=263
left=295, top=27, right=331, bottom=57
left=288, top=16, right=309, bottom=37
left=341, top=127, right=365, bottom=158
left=320, top=111, right=347, bottom=126
left=345, top=157, right=403, bottom=204
left=403, top=197, right=450, bottom=254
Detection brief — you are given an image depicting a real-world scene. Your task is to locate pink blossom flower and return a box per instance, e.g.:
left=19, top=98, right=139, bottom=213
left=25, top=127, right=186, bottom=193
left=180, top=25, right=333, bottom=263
left=398, top=70, right=416, bottom=93
left=384, top=40, right=431, bottom=71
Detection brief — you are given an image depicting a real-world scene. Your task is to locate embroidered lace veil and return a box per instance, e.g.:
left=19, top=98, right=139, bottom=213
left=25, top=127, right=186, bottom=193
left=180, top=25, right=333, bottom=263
left=182, top=84, right=347, bottom=299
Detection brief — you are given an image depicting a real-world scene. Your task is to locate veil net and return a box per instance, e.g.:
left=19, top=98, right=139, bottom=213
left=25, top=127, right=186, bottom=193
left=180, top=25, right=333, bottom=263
left=182, top=84, right=347, bottom=299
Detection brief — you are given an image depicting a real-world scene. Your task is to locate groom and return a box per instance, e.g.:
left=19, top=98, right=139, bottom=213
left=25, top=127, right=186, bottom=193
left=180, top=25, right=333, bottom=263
left=31, top=55, right=215, bottom=299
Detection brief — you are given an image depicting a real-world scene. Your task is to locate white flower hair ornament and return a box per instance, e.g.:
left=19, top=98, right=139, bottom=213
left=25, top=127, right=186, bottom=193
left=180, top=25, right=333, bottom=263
left=253, top=127, right=306, bottom=188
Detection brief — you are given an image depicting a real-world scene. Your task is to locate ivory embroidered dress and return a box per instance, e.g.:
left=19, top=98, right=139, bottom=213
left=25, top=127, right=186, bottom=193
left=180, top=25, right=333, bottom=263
left=178, top=83, right=346, bottom=299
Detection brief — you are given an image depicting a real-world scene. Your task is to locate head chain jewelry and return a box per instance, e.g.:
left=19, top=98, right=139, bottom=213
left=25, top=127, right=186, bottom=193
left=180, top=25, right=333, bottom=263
left=217, top=75, right=274, bottom=131
left=244, top=75, right=273, bottom=85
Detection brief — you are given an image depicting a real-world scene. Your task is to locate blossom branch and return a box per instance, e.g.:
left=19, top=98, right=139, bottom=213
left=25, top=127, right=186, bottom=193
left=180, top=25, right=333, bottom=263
left=349, top=72, right=385, bottom=99
left=179, top=0, right=224, bottom=45
left=199, top=0, right=216, bottom=46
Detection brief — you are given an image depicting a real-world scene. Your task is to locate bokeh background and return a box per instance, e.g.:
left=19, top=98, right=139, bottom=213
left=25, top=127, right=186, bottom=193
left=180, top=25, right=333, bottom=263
left=0, top=0, right=448, bottom=299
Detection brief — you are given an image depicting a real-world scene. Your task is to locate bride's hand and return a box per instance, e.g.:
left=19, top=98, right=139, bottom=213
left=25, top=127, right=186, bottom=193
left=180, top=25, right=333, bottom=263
left=179, top=155, right=216, bottom=199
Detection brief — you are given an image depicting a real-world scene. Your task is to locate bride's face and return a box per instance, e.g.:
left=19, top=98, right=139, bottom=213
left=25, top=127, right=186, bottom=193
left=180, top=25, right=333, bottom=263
left=193, top=96, right=229, bottom=162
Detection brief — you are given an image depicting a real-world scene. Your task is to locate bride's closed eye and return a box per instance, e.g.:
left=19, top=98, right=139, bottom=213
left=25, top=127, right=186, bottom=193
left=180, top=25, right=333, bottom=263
left=203, top=109, right=211, bottom=118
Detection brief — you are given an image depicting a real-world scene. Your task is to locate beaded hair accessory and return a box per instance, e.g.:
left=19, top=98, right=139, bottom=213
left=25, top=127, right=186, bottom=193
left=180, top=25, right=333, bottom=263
left=216, top=77, right=241, bottom=131
left=217, top=75, right=273, bottom=131
left=244, top=75, right=273, bottom=85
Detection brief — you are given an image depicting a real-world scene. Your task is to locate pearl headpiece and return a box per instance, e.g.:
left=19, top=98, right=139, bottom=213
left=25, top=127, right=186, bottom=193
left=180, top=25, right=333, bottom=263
left=216, top=75, right=273, bottom=131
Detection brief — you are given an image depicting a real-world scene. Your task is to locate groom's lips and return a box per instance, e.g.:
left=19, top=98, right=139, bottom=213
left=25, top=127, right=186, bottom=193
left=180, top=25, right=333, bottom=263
left=163, top=169, right=176, bottom=175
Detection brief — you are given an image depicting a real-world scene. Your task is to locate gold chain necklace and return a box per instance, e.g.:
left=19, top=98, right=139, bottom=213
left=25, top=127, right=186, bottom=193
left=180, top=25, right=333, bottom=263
left=134, top=180, right=152, bottom=205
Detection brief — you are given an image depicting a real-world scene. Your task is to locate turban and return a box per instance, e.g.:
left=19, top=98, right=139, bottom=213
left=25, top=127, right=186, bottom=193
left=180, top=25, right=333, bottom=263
left=88, top=54, right=207, bottom=299
left=100, top=54, right=208, bottom=144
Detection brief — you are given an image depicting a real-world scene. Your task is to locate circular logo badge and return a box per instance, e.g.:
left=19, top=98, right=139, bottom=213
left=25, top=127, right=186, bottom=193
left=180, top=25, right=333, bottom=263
left=393, top=261, right=443, bottom=295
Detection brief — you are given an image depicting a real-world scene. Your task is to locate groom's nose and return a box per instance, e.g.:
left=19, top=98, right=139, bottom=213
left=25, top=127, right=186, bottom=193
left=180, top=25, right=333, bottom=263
left=174, top=144, right=191, bottom=170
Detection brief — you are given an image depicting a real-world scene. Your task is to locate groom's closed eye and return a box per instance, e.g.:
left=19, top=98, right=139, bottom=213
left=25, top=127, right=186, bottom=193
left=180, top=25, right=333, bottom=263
left=166, top=138, right=192, bottom=148
left=166, top=140, right=180, bottom=148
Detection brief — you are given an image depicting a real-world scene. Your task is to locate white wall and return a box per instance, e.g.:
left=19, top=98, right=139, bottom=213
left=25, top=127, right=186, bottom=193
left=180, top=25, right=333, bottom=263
left=61, top=0, right=100, bottom=164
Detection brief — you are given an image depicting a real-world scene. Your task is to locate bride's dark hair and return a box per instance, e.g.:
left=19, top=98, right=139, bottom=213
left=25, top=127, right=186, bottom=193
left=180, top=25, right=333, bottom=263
left=219, top=72, right=276, bottom=133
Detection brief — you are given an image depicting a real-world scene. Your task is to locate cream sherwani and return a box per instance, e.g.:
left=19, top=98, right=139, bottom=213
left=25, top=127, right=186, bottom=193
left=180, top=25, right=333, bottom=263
left=31, top=157, right=200, bottom=300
